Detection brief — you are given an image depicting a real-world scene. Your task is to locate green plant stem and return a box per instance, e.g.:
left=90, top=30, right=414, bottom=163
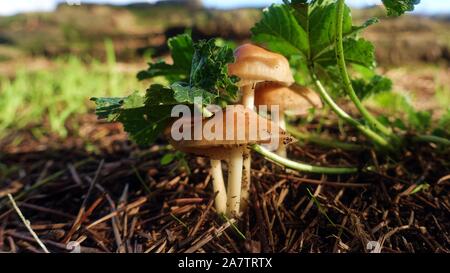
left=308, top=66, right=393, bottom=151
left=335, top=0, right=394, bottom=139
left=412, top=134, right=450, bottom=146
left=251, top=144, right=358, bottom=174
left=286, top=124, right=365, bottom=151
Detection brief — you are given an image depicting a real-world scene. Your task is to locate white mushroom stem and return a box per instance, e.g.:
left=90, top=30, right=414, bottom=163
left=240, top=85, right=254, bottom=212
left=242, top=85, right=255, bottom=108
left=276, top=115, right=287, bottom=157
left=226, top=147, right=244, bottom=217
left=210, top=159, right=227, bottom=215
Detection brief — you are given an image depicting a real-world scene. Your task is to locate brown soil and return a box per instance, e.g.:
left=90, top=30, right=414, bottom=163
left=1, top=115, right=448, bottom=253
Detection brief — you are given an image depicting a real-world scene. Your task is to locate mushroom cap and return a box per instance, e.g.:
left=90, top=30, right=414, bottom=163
left=166, top=105, right=294, bottom=160
left=228, top=44, right=294, bottom=87
left=254, top=82, right=323, bottom=116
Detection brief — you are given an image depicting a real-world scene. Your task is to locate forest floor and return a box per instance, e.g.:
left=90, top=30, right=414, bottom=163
left=1, top=112, right=449, bottom=253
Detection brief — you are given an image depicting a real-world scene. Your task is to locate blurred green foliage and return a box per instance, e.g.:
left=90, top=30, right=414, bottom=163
left=0, top=44, right=142, bottom=138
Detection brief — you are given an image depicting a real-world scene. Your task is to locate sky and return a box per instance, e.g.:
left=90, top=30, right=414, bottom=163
left=1, top=0, right=450, bottom=16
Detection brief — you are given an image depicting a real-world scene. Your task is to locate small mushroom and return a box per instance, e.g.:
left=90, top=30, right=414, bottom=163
left=167, top=105, right=292, bottom=218
left=228, top=43, right=294, bottom=209
left=255, top=82, right=323, bottom=157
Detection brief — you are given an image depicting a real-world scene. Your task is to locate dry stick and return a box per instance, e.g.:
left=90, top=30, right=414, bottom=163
left=7, top=194, right=50, bottom=253
left=86, top=197, right=147, bottom=229
left=189, top=195, right=215, bottom=237
left=63, top=159, right=104, bottom=243
left=185, top=219, right=237, bottom=253
left=5, top=230, right=104, bottom=253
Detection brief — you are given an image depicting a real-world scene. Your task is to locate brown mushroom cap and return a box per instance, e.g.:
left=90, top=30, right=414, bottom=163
left=166, top=105, right=294, bottom=160
left=228, top=44, right=294, bottom=87
left=254, top=82, right=323, bottom=116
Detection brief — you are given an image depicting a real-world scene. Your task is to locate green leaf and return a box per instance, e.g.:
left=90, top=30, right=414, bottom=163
left=252, top=1, right=387, bottom=100
left=169, top=33, right=195, bottom=71
left=189, top=39, right=239, bottom=100
left=171, top=82, right=217, bottom=105
left=145, top=84, right=177, bottom=105
left=382, top=0, right=420, bottom=16
left=410, top=183, right=430, bottom=195
left=122, top=91, right=145, bottom=109
left=352, top=75, right=392, bottom=100
left=252, top=1, right=378, bottom=69
left=308, top=2, right=352, bottom=57
left=137, top=34, right=194, bottom=81
left=252, top=4, right=309, bottom=57
left=372, top=92, right=431, bottom=132
left=437, top=109, right=450, bottom=136
left=316, top=38, right=376, bottom=69
left=90, top=97, right=124, bottom=121
left=117, top=106, right=171, bottom=146
left=160, top=153, right=176, bottom=165
left=408, top=110, right=431, bottom=132
left=92, top=92, right=172, bottom=147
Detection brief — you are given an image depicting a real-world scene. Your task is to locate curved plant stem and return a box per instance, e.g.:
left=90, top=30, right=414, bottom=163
left=308, top=67, right=393, bottom=151
left=286, top=124, right=365, bottom=151
left=412, top=134, right=450, bottom=146
left=251, top=144, right=358, bottom=174
left=335, top=0, right=394, bottom=139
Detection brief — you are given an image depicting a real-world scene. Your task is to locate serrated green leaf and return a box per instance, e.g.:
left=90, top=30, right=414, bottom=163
left=309, top=2, right=352, bottom=57
left=92, top=92, right=172, bottom=147
left=382, top=0, right=420, bottom=16
left=352, top=75, right=392, bottom=100
left=342, top=38, right=375, bottom=68
left=137, top=34, right=194, bottom=81
left=316, top=38, right=376, bottom=69
left=171, top=82, right=217, bottom=105
left=117, top=104, right=173, bottom=146
left=252, top=4, right=309, bottom=57
left=145, top=84, right=177, bottom=105
left=122, top=91, right=145, bottom=109
left=90, top=97, right=125, bottom=121
left=189, top=39, right=239, bottom=100
left=252, top=1, right=388, bottom=100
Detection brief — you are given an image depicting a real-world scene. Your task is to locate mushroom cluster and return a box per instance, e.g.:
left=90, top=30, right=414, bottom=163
left=167, top=105, right=293, bottom=217
left=166, top=43, right=322, bottom=219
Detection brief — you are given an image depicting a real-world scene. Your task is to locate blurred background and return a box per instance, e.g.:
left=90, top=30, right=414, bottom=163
left=0, top=0, right=449, bottom=151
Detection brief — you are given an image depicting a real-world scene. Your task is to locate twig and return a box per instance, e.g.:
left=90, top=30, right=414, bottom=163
left=7, top=194, right=50, bottom=253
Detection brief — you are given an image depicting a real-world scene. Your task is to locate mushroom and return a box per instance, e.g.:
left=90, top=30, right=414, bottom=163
left=228, top=43, right=294, bottom=209
left=167, top=105, right=293, bottom=217
left=255, top=82, right=323, bottom=157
